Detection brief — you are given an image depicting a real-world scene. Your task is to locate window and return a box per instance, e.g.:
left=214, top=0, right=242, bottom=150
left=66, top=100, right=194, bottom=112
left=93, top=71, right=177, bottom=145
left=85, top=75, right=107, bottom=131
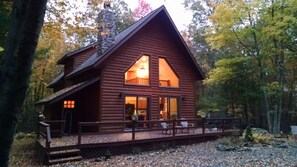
left=64, top=100, right=75, bottom=108
left=125, top=55, right=149, bottom=85
left=159, top=58, right=179, bottom=87
left=159, top=97, right=178, bottom=120
left=125, top=96, right=149, bottom=128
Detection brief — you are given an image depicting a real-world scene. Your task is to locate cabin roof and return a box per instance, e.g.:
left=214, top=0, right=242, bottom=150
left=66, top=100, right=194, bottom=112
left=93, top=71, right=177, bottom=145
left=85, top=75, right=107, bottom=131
left=57, top=42, right=98, bottom=65
left=47, top=72, right=64, bottom=88
left=37, top=77, right=100, bottom=105
left=65, top=5, right=205, bottom=79
left=49, top=5, right=205, bottom=87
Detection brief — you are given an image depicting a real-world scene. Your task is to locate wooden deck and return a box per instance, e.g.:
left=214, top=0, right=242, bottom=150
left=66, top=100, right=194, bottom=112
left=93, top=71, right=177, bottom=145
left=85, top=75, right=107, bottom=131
left=36, top=118, right=242, bottom=165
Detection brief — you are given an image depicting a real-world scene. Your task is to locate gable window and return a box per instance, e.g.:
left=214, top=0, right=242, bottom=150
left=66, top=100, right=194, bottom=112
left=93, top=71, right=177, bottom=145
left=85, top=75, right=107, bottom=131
left=159, top=58, right=179, bottom=87
left=125, top=55, right=149, bottom=85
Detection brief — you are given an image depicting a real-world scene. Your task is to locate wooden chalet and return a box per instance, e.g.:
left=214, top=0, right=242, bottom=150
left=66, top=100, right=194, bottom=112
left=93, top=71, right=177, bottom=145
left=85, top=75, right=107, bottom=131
left=37, top=5, right=205, bottom=134
left=35, top=5, right=244, bottom=165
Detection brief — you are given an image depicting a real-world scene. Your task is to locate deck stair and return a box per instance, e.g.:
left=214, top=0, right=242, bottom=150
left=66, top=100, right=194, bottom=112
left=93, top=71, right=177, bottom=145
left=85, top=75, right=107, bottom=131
left=47, top=148, right=82, bottom=165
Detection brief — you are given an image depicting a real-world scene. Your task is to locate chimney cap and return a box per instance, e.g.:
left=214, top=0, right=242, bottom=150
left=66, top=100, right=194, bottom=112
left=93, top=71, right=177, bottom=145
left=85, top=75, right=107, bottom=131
left=103, top=0, right=111, bottom=9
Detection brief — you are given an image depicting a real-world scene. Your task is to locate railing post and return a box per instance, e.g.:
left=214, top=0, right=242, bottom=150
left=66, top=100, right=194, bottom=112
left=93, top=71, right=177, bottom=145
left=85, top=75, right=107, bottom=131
left=78, top=123, right=81, bottom=145
left=61, top=120, right=65, bottom=137
left=202, top=118, right=205, bottom=134
left=45, top=126, right=51, bottom=149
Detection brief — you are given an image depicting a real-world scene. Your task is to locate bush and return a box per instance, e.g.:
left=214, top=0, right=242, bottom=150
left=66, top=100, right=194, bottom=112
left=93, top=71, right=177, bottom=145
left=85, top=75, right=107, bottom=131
left=251, top=128, right=274, bottom=144
left=244, top=126, right=253, bottom=142
left=9, top=133, right=40, bottom=166
left=14, top=132, right=36, bottom=140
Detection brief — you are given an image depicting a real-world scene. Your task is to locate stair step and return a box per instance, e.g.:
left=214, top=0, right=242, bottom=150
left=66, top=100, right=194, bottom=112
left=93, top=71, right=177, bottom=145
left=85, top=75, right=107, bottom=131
left=48, top=155, right=83, bottom=165
left=49, top=149, right=80, bottom=156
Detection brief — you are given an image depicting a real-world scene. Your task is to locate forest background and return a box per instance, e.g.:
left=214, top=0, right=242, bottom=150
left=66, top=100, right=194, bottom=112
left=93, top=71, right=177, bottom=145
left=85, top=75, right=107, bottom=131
left=1, top=0, right=297, bottom=138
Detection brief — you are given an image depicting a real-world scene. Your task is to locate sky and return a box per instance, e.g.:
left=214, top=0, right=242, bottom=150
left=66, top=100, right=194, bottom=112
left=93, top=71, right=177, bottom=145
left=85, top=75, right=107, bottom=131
left=124, top=0, right=192, bottom=31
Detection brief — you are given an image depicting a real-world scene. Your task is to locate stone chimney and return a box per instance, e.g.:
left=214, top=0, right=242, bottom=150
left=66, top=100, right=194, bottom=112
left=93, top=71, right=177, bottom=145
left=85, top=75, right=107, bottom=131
left=97, top=1, right=116, bottom=56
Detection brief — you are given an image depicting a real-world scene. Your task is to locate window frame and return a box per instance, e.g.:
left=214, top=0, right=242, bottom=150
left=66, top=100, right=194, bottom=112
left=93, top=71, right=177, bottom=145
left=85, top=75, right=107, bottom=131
left=124, top=54, right=151, bottom=86
left=159, top=96, right=181, bottom=120
left=124, top=95, right=151, bottom=121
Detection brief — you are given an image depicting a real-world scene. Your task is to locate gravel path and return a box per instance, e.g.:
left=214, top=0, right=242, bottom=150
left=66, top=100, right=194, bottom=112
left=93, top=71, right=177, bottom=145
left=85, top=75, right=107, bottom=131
left=52, top=141, right=297, bottom=167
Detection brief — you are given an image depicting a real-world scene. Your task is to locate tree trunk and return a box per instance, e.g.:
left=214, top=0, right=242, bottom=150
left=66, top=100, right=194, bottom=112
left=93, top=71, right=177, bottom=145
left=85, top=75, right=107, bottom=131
left=0, top=1, right=47, bottom=166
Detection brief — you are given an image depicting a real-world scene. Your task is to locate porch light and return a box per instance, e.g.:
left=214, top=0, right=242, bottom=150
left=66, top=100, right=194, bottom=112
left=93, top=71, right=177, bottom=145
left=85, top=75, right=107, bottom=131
left=64, top=100, right=75, bottom=108
left=137, top=65, right=147, bottom=78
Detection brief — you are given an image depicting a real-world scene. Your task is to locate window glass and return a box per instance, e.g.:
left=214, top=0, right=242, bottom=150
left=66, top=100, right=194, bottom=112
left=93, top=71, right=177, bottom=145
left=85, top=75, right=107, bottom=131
left=64, top=100, right=75, bottom=108
left=159, top=58, right=179, bottom=87
left=159, top=97, right=178, bottom=120
left=125, top=55, right=149, bottom=85
left=125, top=96, right=149, bottom=128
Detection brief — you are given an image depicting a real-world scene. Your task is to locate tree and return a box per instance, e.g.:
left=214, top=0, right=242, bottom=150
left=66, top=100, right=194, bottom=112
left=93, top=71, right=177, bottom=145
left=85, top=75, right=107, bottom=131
left=18, top=0, right=135, bottom=133
left=0, top=1, right=12, bottom=56
left=0, top=1, right=47, bottom=166
left=185, top=0, right=297, bottom=133
left=133, top=0, right=153, bottom=19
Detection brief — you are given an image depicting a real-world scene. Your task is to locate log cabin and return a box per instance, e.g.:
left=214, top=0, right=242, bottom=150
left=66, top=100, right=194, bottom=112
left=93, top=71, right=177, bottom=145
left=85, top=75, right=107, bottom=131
left=37, top=5, right=205, bottom=134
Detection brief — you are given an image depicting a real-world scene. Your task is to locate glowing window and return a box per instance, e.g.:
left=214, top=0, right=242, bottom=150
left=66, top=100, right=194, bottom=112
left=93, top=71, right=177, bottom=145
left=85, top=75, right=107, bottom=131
left=159, top=97, right=178, bottom=120
left=159, top=58, right=179, bottom=87
left=125, top=55, right=149, bottom=85
left=64, top=100, right=75, bottom=108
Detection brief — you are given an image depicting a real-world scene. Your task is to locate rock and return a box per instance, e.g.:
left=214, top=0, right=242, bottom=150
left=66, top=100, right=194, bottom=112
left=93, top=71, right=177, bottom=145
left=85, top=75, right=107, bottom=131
left=243, top=142, right=253, bottom=147
left=216, top=143, right=236, bottom=151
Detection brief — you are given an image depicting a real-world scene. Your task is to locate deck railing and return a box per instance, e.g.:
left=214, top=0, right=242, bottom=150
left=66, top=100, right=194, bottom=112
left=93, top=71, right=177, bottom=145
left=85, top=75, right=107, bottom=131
left=37, top=121, right=52, bottom=149
left=77, top=117, right=242, bottom=145
left=44, top=120, right=65, bottom=137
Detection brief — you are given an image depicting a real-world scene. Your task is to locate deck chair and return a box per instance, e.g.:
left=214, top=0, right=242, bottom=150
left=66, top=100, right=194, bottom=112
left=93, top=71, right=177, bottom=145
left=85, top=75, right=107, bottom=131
left=180, top=119, right=195, bottom=133
left=160, top=122, right=171, bottom=134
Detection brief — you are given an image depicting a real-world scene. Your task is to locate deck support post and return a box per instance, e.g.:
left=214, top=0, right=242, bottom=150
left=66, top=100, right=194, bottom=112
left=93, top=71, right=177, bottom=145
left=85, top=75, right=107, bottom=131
left=173, top=119, right=176, bottom=137
left=132, top=120, right=136, bottom=140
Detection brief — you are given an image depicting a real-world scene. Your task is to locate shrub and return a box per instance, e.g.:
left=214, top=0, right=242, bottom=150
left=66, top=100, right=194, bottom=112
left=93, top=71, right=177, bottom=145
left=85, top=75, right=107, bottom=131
left=9, top=133, right=39, bottom=166
left=251, top=128, right=274, bottom=144
left=14, top=132, right=36, bottom=140
left=244, top=126, right=253, bottom=142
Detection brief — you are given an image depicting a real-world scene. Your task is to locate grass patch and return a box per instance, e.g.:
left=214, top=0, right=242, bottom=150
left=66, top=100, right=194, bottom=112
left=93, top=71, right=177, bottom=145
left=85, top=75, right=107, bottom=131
left=9, top=133, right=40, bottom=167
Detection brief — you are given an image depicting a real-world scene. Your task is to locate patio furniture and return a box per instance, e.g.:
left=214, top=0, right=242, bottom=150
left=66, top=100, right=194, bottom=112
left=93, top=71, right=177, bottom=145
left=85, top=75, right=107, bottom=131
left=160, top=122, right=172, bottom=134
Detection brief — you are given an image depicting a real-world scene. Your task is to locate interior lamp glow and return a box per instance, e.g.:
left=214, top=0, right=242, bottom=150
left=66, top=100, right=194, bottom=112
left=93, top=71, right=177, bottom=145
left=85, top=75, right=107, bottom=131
left=137, top=65, right=147, bottom=78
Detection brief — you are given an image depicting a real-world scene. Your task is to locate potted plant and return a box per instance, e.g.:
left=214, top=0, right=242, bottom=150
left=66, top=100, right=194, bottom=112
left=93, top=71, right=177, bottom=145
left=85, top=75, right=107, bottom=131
left=132, top=110, right=138, bottom=121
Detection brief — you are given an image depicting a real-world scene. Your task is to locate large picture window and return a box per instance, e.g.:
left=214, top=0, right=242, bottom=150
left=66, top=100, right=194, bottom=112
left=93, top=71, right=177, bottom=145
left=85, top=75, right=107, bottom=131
left=159, top=58, right=179, bottom=87
left=125, top=55, right=149, bottom=85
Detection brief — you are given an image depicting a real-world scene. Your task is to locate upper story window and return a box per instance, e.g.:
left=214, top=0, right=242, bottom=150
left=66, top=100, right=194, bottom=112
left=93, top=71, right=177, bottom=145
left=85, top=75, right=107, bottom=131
left=125, top=55, right=150, bottom=85
left=159, top=58, right=179, bottom=87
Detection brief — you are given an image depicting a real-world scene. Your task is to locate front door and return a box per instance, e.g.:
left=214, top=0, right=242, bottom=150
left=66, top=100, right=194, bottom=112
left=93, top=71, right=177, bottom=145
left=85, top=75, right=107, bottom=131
left=64, top=111, right=72, bottom=134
